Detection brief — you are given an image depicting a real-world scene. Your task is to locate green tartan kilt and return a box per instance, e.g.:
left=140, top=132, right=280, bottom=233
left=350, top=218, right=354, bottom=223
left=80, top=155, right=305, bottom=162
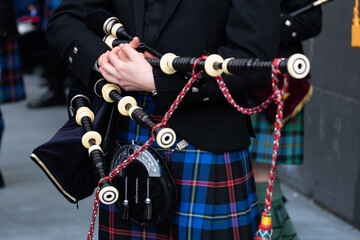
left=249, top=108, right=304, bottom=165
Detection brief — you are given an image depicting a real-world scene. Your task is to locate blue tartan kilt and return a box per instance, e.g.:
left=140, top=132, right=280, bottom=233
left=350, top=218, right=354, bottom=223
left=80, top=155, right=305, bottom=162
left=99, top=94, right=260, bottom=240
left=0, top=38, right=25, bottom=104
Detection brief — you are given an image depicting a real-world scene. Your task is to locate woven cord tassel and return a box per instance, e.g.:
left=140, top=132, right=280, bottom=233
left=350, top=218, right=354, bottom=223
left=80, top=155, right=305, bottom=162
left=254, top=59, right=289, bottom=240
left=352, top=0, right=360, bottom=48
left=143, top=178, right=152, bottom=220
left=254, top=213, right=273, bottom=240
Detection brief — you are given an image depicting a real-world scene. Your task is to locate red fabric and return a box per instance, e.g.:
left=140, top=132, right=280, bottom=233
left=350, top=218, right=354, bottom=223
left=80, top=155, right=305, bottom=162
left=18, top=16, right=41, bottom=23
left=250, top=76, right=311, bottom=122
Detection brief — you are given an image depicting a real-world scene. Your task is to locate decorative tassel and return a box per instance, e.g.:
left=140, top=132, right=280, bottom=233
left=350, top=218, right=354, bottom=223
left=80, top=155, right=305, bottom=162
left=143, top=178, right=152, bottom=220
left=122, top=177, right=129, bottom=220
left=143, top=197, right=152, bottom=220
left=254, top=213, right=272, bottom=240
left=352, top=0, right=360, bottom=48
left=122, top=199, right=129, bottom=220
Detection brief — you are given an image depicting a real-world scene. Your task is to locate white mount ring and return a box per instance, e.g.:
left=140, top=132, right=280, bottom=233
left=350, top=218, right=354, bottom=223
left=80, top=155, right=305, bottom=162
left=117, top=96, right=137, bottom=116
left=102, top=83, right=121, bottom=103
left=204, top=54, right=224, bottom=77
left=75, top=107, right=95, bottom=126
left=160, top=53, right=178, bottom=75
left=81, top=131, right=102, bottom=149
left=99, top=186, right=119, bottom=205
left=286, top=53, right=310, bottom=79
left=155, top=128, right=176, bottom=148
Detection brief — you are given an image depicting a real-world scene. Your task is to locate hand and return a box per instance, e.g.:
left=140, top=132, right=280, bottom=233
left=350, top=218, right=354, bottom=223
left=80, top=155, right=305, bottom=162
left=97, top=37, right=155, bottom=92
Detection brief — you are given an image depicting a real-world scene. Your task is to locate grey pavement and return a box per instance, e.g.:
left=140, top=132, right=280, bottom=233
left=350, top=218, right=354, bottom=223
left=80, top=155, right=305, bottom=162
left=0, top=70, right=359, bottom=239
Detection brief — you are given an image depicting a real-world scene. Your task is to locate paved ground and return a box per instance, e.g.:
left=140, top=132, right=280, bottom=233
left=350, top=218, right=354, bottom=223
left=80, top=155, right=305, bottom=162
left=0, top=70, right=359, bottom=239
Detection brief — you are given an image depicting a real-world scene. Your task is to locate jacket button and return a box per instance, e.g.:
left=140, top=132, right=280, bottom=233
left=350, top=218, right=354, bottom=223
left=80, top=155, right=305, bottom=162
left=192, top=87, right=199, bottom=93
left=285, top=20, right=292, bottom=27
left=68, top=57, right=73, bottom=63
left=292, top=32, right=297, bottom=38
left=73, top=47, right=78, bottom=54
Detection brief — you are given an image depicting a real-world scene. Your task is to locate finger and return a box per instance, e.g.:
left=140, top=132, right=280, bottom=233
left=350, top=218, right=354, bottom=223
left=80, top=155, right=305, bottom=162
left=101, top=51, right=111, bottom=65
left=144, top=51, right=156, bottom=59
left=101, top=58, right=123, bottom=79
left=111, top=46, right=121, bottom=55
left=108, top=50, right=125, bottom=66
left=100, top=66, right=133, bottom=91
left=117, top=44, right=128, bottom=60
left=100, top=64, right=117, bottom=79
left=97, top=53, right=106, bottom=68
left=122, top=44, right=143, bottom=61
left=99, top=67, right=117, bottom=83
left=129, top=36, right=140, bottom=49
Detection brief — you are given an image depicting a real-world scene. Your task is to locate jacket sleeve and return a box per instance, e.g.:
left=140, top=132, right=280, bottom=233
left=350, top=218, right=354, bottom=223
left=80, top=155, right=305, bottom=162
left=46, top=0, right=113, bottom=86
left=280, top=0, right=323, bottom=44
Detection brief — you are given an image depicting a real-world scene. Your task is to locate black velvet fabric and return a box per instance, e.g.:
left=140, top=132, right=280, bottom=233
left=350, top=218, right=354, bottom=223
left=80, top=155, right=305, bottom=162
left=31, top=79, right=117, bottom=203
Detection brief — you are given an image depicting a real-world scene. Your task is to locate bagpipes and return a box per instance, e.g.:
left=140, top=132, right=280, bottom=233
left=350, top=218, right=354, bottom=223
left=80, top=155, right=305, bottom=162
left=31, top=8, right=311, bottom=240
left=86, top=9, right=311, bottom=240
left=87, top=9, right=309, bottom=80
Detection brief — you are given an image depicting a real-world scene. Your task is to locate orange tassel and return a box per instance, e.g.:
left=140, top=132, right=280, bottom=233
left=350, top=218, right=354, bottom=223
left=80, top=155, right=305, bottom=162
left=352, top=0, right=360, bottom=48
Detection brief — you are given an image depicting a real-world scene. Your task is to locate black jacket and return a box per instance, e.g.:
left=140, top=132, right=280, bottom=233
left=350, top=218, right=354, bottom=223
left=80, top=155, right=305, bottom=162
left=0, top=0, right=17, bottom=45
left=47, top=0, right=280, bottom=152
left=280, top=0, right=322, bottom=56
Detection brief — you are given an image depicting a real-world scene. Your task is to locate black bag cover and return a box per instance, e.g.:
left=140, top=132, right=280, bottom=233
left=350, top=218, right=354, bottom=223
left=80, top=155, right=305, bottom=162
left=30, top=79, right=117, bottom=203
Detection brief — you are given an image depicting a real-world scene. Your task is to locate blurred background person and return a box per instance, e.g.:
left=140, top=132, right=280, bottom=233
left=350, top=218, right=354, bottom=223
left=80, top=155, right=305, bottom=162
left=12, top=0, right=70, bottom=108
left=26, top=0, right=72, bottom=108
left=12, top=0, right=42, bottom=74
left=249, top=0, right=322, bottom=239
left=0, top=0, right=26, bottom=188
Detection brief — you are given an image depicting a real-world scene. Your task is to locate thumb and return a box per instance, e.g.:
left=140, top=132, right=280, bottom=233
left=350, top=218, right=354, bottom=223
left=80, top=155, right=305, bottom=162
left=129, top=36, right=140, bottom=49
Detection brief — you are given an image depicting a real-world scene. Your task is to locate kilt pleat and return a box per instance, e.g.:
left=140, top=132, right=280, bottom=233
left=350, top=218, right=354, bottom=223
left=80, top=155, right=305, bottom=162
left=0, top=38, right=25, bottom=104
left=99, top=94, right=260, bottom=240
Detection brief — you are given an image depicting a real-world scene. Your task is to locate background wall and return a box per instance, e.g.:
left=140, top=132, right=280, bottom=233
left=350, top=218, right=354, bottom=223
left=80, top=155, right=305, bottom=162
left=278, top=0, right=360, bottom=228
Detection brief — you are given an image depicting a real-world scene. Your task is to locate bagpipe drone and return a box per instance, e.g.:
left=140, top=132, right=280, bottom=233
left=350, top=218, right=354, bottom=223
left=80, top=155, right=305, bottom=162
left=31, top=8, right=313, bottom=240
left=284, top=0, right=333, bottom=17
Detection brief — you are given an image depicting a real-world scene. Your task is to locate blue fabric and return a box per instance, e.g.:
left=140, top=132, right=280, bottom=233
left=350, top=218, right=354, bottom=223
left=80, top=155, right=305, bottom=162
left=0, top=38, right=25, bottom=104
left=12, top=0, right=40, bottom=19
left=99, top=93, right=260, bottom=240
